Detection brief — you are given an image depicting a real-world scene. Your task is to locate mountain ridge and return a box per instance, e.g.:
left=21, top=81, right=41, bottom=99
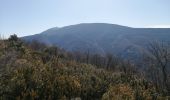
left=22, top=23, right=170, bottom=60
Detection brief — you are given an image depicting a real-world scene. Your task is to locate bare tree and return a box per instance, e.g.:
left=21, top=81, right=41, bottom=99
left=85, top=50, right=90, bottom=64
left=147, top=41, right=170, bottom=93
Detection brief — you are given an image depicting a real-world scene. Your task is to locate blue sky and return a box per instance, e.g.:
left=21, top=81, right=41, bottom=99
left=0, top=0, right=170, bottom=38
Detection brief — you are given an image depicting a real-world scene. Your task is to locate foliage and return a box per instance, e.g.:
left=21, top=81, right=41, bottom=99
left=0, top=34, right=169, bottom=100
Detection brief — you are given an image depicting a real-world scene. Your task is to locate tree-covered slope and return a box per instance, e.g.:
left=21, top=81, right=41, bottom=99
left=23, top=23, right=170, bottom=59
left=0, top=35, right=170, bottom=100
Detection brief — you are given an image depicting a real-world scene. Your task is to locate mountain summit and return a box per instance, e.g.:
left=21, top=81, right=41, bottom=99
left=23, top=23, right=170, bottom=60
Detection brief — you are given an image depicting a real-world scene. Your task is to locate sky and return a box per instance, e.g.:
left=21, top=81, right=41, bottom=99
left=0, top=0, right=170, bottom=38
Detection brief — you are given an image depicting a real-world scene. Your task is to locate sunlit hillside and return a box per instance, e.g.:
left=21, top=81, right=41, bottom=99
left=0, top=35, right=169, bottom=100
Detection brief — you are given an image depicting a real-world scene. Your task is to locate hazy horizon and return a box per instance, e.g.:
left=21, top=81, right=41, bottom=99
left=1, top=0, right=170, bottom=38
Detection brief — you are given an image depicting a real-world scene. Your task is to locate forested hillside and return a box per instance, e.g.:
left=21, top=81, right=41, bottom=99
left=0, top=34, right=170, bottom=100
left=23, top=23, right=170, bottom=61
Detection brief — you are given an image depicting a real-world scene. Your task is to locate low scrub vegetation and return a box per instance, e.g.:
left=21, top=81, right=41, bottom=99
left=0, top=34, right=169, bottom=100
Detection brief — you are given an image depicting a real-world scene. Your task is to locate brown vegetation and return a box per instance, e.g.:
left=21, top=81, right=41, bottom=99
left=0, top=34, right=169, bottom=100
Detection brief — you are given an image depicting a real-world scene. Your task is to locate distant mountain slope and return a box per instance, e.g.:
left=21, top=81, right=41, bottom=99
left=23, top=23, right=170, bottom=60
